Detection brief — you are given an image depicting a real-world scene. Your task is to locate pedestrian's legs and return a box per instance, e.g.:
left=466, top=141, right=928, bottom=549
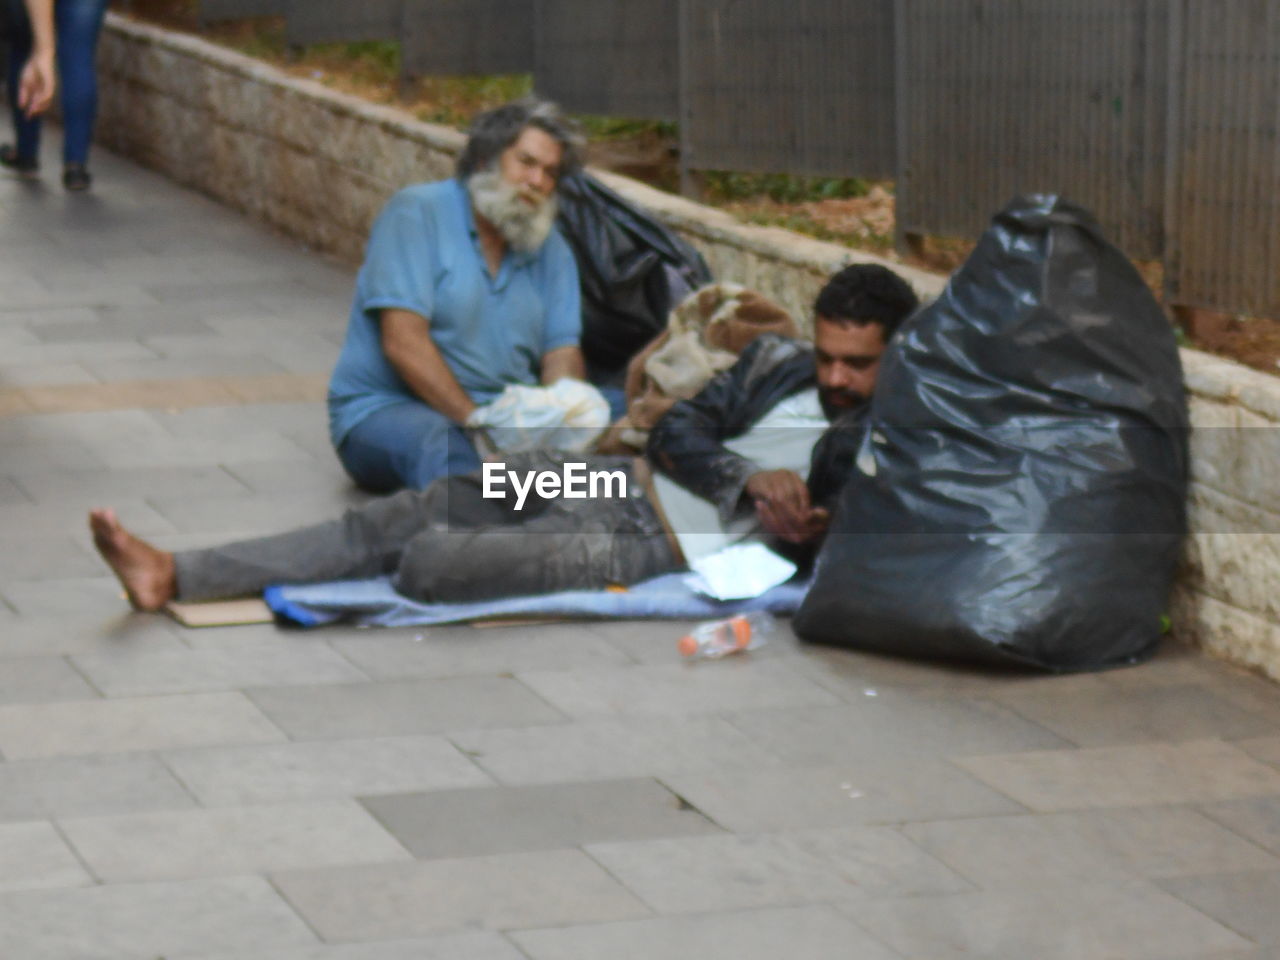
left=336, top=401, right=480, bottom=493
left=55, top=0, right=109, bottom=168
left=172, top=487, right=439, bottom=601
left=3, top=25, right=41, bottom=163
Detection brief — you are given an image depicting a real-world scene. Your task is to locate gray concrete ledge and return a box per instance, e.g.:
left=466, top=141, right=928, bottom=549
left=94, top=13, right=1279, bottom=681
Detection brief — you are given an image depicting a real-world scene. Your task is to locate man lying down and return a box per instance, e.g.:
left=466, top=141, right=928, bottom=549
left=90, top=265, right=919, bottom=614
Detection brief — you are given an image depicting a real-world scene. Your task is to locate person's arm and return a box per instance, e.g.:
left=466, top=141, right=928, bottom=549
left=540, top=344, right=585, bottom=384
left=379, top=308, right=477, bottom=424
left=536, top=233, right=584, bottom=384
left=646, top=335, right=814, bottom=524
left=18, top=0, right=56, bottom=118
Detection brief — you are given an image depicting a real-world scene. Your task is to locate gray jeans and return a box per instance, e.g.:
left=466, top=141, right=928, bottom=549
left=174, top=452, right=681, bottom=604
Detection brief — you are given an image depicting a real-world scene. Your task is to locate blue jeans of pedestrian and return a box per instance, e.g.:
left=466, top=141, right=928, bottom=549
left=336, top=401, right=481, bottom=493
left=6, top=0, right=109, bottom=166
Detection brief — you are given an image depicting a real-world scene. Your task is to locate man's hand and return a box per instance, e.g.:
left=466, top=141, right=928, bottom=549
left=745, top=469, right=829, bottom=544
left=19, top=0, right=56, bottom=118
left=18, top=52, right=55, bottom=118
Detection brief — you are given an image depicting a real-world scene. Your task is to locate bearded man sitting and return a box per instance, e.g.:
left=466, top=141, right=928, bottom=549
left=327, top=97, right=589, bottom=493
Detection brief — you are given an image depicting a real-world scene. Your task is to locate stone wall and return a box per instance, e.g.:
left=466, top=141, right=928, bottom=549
left=95, top=14, right=1279, bottom=679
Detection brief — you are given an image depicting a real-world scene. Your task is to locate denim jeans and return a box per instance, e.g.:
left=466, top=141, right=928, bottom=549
left=335, top=400, right=481, bottom=493
left=6, top=0, right=109, bottom=165
left=174, top=452, right=681, bottom=603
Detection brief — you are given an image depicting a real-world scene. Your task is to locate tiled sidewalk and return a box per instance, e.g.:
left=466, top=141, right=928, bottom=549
left=3, top=125, right=1280, bottom=960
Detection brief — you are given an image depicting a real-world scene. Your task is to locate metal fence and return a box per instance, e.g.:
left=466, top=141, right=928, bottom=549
left=400, top=0, right=534, bottom=78
left=283, top=0, right=403, bottom=47
left=197, top=0, right=285, bottom=27
left=681, top=0, right=897, bottom=180
left=1165, top=0, right=1280, bottom=316
left=895, top=0, right=1170, bottom=260
left=195, top=0, right=1280, bottom=317
left=535, top=0, right=679, bottom=121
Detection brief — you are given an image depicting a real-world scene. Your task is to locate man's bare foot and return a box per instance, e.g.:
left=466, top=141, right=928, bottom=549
left=88, top=508, right=177, bottom=612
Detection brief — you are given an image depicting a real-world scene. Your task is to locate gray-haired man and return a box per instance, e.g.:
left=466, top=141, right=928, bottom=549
left=327, top=97, right=589, bottom=494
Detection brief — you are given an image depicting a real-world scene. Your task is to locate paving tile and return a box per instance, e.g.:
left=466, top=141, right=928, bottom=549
left=223, top=458, right=355, bottom=496
left=332, top=624, right=635, bottom=681
left=11, top=464, right=249, bottom=506
left=1160, top=870, right=1280, bottom=945
left=20, top=378, right=241, bottom=414
left=148, top=400, right=331, bottom=439
left=272, top=849, right=649, bottom=941
left=0, top=753, right=195, bottom=821
left=0, top=361, right=97, bottom=386
left=722, top=697, right=1069, bottom=765
left=72, top=638, right=367, bottom=696
left=511, top=904, right=902, bottom=960
left=0, top=438, right=105, bottom=472
left=792, top=642, right=1115, bottom=699
left=587, top=825, right=969, bottom=913
left=903, top=807, right=1280, bottom=887
left=189, top=933, right=528, bottom=960
left=661, top=757, right=1024, bottom=832
left=0, top=495, right=176, bottom=539
left=0, top=656, right=98, bottom=704
left=0, top=821, right=93, bottom=892
left=81, top=422, right=315, bottom=469
left=450, top=715, right=782, bottom=785
left=957, top=740, right=1280, bottom=811
left=0, top=876, right=317, bottom=959
left=148, top=491, right=367, bottom=536
left=61, top=799, right=410, bottom=882
left=248, top=677, right=566, bottom=740
left=31, top=313, right=217, bottom=344
left=0, top=533, right=114, bottom=579
left=0, top=339, right=159, bottom=363
left=163, top=735, right=491, bottom=805
left=517, top=660, right=841, bottom=717
left=990, top=683, right=1280, bottom=747
left=0, top=611, right=187, bottom=659
left=1201, top=795, right=1280, bottom=857
left=0, top=475, right=31, bottom=505
left=841, top=878, right=1252, bottom=959
left=0, top=691, right=285, bottom=759
left=363, top=778, right=721, bottom=859
left=0, top=575, right=142, bottom=618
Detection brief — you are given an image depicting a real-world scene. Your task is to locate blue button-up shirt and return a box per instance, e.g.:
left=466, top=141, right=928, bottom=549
left=327, top=178, right=582, bottom=445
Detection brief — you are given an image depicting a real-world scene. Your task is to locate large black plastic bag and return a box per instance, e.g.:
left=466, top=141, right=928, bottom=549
left=556, top=172, right=712, bottom=376
left=794, top=195, right=1189, bottom=671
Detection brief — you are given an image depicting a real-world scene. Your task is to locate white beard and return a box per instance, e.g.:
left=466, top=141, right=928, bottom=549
left=467, top=167, right=559, bottom=253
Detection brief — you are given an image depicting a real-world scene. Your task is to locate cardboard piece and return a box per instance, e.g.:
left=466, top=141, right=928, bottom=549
left=165, top=598, right=274, bottom=627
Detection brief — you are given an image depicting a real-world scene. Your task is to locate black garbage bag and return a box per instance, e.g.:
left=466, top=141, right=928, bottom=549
left=556, top=171, right=712, bottom=377
left=794, top=195, right=1189, bottom=671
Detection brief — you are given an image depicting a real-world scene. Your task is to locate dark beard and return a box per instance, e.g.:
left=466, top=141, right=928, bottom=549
left=819, top=388, right=867, bottom=422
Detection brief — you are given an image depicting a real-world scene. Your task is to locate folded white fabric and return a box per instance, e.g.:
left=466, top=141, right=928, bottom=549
left=466, top=379, right=611, bottom=454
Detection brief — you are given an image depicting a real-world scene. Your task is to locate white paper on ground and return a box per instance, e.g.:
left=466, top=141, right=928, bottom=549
left=684, top=542, right=798, bottom=601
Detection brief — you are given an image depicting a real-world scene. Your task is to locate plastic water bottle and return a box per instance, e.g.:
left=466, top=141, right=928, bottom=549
left=677, top=611, right=775, bottom=659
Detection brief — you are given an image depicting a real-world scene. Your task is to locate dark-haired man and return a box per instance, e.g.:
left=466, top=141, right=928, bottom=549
left=90, top=265, right=919, bottom=612
left=328, top=97, right=588, bottom=494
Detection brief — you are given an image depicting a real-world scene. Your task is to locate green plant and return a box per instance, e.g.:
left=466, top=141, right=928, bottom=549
left=703, top=171, right=871, bottom=204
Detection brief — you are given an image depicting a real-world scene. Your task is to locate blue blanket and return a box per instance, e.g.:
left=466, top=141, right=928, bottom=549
left=264, top=572, right=811, bottom=629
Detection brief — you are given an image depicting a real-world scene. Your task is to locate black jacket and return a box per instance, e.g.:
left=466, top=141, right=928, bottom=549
left=646, top=334, right=821, bottom=527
